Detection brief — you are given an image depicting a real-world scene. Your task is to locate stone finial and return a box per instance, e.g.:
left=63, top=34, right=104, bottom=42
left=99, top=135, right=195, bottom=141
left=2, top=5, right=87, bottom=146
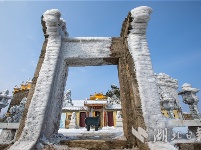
left=131, top=6, right=152, bottom=23
left=43, top=9, right=61, bottom=36
left=59, top=18, right=69, bottom=37
left=43, top=9, right=68, bottom=38
left=43, top=9, right=61, bottom=23
left=129, top=6, right=152, bottom=34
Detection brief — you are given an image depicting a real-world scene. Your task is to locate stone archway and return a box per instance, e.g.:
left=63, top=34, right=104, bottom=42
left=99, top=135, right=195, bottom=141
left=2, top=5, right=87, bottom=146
left=10, top=6, right=165, bottom=150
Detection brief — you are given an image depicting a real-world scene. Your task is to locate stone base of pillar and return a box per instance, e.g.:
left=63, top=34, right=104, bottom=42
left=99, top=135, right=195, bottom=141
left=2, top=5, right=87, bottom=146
left=116, top=119, right=123, bottom=127
left=69, top=119, right=78, bottom=129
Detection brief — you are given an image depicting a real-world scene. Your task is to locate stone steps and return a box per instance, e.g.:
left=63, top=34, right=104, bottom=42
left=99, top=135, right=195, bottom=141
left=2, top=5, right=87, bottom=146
left=60, top=139, right=130, bottom=150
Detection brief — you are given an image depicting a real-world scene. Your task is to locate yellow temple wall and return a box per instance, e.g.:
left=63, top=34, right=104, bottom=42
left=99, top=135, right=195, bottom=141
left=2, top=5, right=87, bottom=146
left=76, top=112, right=80, bottom=127
left=113, top=111, right=117, bottom=127
left=161, top=109, right=180, bottom=119
left=65, top=112, right=72, bottom=128
left=173, top=110, right=179, bottom=119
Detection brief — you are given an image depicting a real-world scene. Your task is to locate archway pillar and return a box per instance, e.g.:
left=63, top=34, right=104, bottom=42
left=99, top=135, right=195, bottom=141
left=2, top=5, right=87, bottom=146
left=10, top=9, right=68, bottom=150
left=120, top=6, right=167, bottom=149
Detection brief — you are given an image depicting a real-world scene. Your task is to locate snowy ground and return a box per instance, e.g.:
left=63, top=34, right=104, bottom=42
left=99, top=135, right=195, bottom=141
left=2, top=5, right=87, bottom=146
left=0, top=127, right=124, bottom=141
left=58, top=126, right=124, bottom=140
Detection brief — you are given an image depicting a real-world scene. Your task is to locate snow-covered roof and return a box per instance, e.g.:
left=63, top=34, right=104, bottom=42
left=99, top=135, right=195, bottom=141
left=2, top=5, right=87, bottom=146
left=62, top=100, right=87, bottom=111
left=62, top=106, right=87, bottom=111
left=84, top=100, right=108, bottom=105
left=105, top=104, right=122, bottom=110
left=62, top=99, right=122, bottom=111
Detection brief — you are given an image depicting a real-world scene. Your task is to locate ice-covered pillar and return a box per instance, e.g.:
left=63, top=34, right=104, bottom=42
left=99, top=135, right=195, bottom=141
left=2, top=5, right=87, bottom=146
left=127, top=6, right=166, bottom=139
left=10, top=9, right=68, bottom=150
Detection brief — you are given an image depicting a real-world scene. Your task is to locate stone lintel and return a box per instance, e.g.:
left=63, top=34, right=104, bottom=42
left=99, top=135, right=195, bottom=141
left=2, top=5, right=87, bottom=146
left=62, top=37, right=123, bottom=66
left=66, top=58, right=118, bottom=66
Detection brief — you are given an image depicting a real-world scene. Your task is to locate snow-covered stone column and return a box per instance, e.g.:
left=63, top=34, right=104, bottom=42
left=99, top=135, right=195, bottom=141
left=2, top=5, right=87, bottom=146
left=10, top=9, right=68, bottom=150
left=127, top=6, right=166, bottom=139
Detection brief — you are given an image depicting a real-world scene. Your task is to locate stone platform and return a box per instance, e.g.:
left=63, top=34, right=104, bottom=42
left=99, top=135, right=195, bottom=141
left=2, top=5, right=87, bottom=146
left=43, top=139, right=130, bottom=150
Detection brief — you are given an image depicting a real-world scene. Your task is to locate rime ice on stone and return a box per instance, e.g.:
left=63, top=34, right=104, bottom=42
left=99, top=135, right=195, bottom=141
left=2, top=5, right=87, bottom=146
left=0, top=90, right=12, bottom=112
left=5, top=97, right=27, bottom=123
left=43, top=9, right=68, bottom=38
left=127, top=6, right=166, bottom=138
left=160, top=93, right=178, bottom=118
left=155, top=73, right=182, bottom=119
left=10, top=6, right=201, bottom=150
left=10, top=9, right=69, bottom=150
left=59, top=18, right=69, bottom=38
left=179, top=83, right=200, bottom=119
left=0, top=97, right=27, bottom=144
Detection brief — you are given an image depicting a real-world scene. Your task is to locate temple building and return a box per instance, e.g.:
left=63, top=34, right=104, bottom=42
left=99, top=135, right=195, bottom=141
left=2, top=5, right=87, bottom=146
left=8, top=78, right=32, bottom=114
left=1, top=79, right=32, bottom=122
left=60, top=90, right=122, bottom=129
left=60, top=76, right=185, bottom=129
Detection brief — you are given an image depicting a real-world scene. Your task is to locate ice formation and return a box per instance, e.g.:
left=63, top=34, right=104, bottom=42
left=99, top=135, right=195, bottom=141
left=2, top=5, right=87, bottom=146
left=179, top=83, right=200, bottom=119
left=127, top=6, right=166, bottom=139
left=8, top=6, right=201, bottom=150
left=6, top=97, right=27, bottom=123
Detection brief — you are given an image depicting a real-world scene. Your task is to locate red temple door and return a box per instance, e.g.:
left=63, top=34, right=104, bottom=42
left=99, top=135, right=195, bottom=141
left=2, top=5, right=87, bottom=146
left=80, top=112, right=86, bottom=127
left=107, top=111, right=114, bottom=126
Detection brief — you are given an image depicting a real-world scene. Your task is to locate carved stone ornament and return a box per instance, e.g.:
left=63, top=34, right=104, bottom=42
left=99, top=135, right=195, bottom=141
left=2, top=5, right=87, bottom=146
left=179, top=83, right=200, bottom=119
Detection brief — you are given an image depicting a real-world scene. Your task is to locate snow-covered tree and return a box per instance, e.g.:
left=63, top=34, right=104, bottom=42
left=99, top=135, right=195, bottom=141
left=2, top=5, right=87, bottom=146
left=5, top=97, right=27, bottom=123
left=106, top=84, right=120, bottom=105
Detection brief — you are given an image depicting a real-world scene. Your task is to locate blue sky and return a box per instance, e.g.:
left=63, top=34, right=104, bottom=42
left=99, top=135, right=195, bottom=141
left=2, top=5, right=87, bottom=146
left=0, top=1, right=201, bottom=115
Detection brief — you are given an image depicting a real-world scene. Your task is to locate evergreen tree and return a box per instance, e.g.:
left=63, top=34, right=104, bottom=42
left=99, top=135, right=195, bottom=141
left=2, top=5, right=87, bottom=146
left=106, top=84, right=120, bottom=99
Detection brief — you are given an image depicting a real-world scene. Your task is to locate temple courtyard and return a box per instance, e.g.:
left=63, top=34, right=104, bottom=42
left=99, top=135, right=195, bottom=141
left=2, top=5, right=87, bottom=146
left=58, top=126, right=124, bottom=140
